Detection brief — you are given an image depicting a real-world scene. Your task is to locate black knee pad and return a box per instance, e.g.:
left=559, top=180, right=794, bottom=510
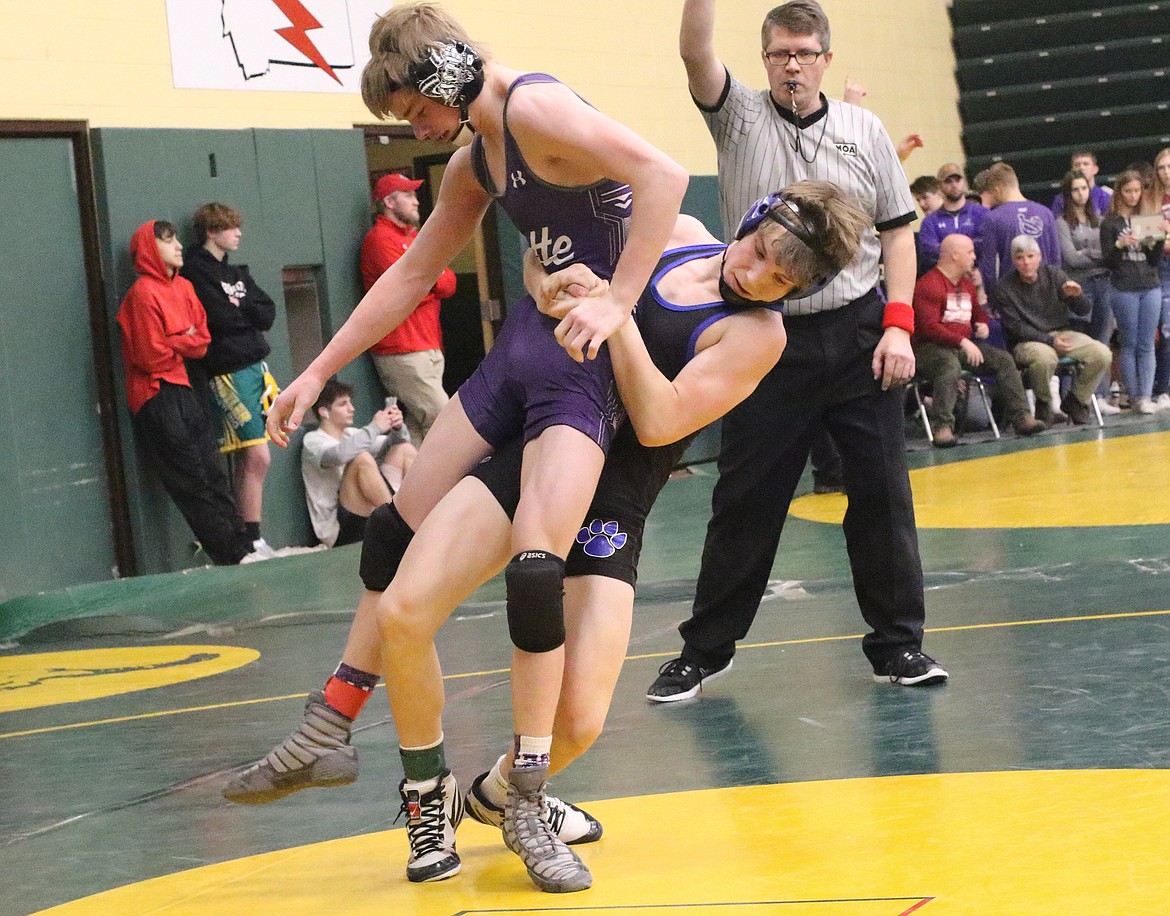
left=359, top=502, right=414, bottom=592
left=505, top=551, right=566, bottom=653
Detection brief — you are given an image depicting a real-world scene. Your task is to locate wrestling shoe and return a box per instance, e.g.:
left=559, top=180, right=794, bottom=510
left=645, top=656, right=733, bottom=703
left=397, top=770, right=463, bottom=883
left=872, top=650, right=949, bottom=686
left=222, top=691, right=357, bottom=804
left=465, top=771, right=603, bottom=844
left=503, top=765, right=593, bottom=893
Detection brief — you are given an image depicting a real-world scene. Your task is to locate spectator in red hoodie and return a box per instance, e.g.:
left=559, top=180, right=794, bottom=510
left=361, top=173, right=457, bottom=442
left=912, top=233, right=1045, bottom=447
left=116, top=220, right=252, bottom=565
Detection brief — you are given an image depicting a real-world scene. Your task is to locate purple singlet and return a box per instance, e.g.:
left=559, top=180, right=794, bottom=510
left=459, top=73, right=633, bottom=451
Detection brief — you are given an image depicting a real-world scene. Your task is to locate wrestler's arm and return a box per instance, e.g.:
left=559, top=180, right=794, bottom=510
left=523, top=216, right=715, bottom=310
left=266, top=150, right=491, bottom=445
left=610, top=309, right=787, bottom=447
left=507, top=89, right=689, bottom=362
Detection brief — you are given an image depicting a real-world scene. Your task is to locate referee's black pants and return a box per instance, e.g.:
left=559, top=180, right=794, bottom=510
left=133, top=382, right=250, bottom=565
left=679, top=289, right=926, bottom=671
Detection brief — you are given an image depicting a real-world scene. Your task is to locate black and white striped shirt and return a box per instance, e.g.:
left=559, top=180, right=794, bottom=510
left=700, top=70, right=916, bottom=316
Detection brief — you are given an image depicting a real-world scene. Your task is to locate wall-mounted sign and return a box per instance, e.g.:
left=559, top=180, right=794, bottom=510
left=167, top=0, right=388, bottom=93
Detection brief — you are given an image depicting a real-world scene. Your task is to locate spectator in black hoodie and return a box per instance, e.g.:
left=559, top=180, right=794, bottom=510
left=182, top=203, right=278, bottom=556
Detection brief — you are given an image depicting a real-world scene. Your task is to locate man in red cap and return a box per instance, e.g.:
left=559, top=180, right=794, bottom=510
left=361, top=173, right=457, bottom=441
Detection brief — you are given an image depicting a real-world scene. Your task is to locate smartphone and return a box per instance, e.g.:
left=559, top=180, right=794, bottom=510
left=384, top=396, right=397, bottom=409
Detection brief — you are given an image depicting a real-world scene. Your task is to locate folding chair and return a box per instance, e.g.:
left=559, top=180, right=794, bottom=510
left=1056, top=356, right=1105, bottom=428
left=910, top=370, right=1001, bottom=444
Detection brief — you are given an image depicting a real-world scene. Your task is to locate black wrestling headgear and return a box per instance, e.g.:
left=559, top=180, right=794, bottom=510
left=408, top=40, right=484, bottom=125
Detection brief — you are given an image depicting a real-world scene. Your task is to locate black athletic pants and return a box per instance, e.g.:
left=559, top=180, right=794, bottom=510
left=679, top=290, right=926, bottom=671
left=133, top=382, right=250, bottom=565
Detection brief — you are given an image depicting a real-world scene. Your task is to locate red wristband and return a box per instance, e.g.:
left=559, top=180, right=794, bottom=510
left=882, top=300, right=915, bottom=333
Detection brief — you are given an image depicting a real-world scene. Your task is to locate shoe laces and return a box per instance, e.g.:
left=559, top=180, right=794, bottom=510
left=545, top=797, right=567, bottom=835
left=657, top=657, right=695, bottom=679
left=396, top=782, right=448, bottom=857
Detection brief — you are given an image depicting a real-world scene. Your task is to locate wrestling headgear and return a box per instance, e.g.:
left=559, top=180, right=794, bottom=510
left=720, top=192, right=840, bottom=306
left=408, top=40, right=484, bottom=125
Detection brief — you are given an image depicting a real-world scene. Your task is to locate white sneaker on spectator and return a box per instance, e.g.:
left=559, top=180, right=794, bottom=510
left=1155, top=394, right=1170, bottom=411
left=1137, top=397, right=1158, bottom=415
left=1097, top=400, right=1122, bottom=415
left=241, top=538, right=276, bottom=564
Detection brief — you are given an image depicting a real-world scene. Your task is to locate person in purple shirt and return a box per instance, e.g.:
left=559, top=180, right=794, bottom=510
left=1051, top=150, right=1113, bottom=216
left=919, top=162, right=988, bottom=266
left=973, top=161, right=1061, bottom=289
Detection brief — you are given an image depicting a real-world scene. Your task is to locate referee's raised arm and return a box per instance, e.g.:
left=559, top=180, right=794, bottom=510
left=681, top=0, right=727, bottom=108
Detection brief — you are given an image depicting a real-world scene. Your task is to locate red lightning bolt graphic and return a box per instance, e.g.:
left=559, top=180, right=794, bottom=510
left=270, top=0, right=341, bottom=84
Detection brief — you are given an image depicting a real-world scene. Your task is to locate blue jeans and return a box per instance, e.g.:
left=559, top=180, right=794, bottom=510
left=1112, top=285, right=1162, bottom=401
left=1081, top=272, right=1114, bottom=396
left=1153, top=260, right=1170, bottom=396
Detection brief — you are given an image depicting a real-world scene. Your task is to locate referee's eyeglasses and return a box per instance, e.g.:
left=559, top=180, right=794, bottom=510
left=764, top=49, right=824, bottom=67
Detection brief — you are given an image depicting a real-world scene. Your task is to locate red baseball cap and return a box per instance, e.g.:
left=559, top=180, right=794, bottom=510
left=372, top=173, right=423, bottom=201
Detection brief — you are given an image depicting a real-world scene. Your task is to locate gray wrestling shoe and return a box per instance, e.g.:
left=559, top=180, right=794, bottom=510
left=398, top=770, right=464, bottom=883
left=503, top=765, right=593, bottom=893
left=222, top=690, right=358, bottom=804
left=465, top=771, right=603, bottom=844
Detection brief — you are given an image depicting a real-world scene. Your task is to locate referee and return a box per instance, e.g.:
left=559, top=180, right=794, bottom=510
left=647, top=0, right=948, bottom=701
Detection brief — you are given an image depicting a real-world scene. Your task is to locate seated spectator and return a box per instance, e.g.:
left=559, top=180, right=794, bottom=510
left=116, top=220, right=254, bottom=565
left=992, top=235, right=1111, bottom=426
left=910, top=175, right=944, bottom=277
left=913, top=234, right=1044, bottom=446
left=919, top=163, right=988, bottom=268
left=1051, top=151, right=1112, bottom=216
left=301, top=379, right=417, bottom=548
left=1100, top=169, right=1168, bottom=415
left=973, top=162, right=1061, bottom=289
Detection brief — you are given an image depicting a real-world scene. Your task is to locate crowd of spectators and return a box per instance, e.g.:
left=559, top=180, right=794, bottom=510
left=116, top=178, right=450, bottom=563
left=907, top=148, right=1170, bottom=446
left=113, top=145, right=1170, bottom=549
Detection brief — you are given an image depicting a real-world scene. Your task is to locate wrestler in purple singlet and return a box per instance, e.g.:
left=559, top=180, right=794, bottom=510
left=457, top=73, right=633, bottom=453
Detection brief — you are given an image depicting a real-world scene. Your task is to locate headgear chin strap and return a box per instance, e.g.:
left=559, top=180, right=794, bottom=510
left=409, top=40, right=485, bottom=125
left=730, top=192, right=840, bottom=302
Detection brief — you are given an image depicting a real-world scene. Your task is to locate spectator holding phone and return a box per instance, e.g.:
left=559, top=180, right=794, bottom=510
left=301, top=378, right=417, bottom=547
left=1101, top=169, right=1169, bottom=414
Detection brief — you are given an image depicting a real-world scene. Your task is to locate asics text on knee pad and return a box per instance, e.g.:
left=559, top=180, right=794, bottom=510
left=505, top=551, right=566, bottom=653
left=359, top=502, right=414, bottom=592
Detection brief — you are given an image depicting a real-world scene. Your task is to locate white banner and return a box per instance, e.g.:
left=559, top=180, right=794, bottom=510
left=166, top=0, right=388, bottom=93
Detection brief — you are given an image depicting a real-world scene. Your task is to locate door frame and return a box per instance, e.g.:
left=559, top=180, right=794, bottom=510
left=0, top=120, right=136, bottom=577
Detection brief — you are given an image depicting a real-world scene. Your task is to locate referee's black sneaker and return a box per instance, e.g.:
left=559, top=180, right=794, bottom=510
left=646, top=656, right=733, bottom=702
left=872, top=650, right=949, bottom=686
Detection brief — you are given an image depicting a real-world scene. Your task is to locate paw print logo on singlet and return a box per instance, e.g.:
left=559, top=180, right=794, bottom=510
left=576, top=519, right=628, bottom=558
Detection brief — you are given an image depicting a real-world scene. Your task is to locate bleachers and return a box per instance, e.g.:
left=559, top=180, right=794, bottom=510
left=950, top=1, right=1170, bottom=202
left=953, top=4, right=1163, bottom=57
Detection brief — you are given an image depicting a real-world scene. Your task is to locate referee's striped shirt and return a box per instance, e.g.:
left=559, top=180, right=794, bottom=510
left=700, top=70, right=917, bottom=317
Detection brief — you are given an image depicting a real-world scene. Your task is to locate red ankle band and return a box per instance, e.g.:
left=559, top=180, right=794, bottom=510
left=323, top=676, right=372, bottom=720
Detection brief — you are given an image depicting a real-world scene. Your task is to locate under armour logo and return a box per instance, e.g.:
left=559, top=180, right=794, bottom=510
left=511, top=170, right=526, bottom=188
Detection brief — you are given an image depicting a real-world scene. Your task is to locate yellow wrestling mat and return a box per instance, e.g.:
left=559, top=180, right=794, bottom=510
left=0, top=646, right=258, bottom=712
left=36, top=770, right=1170, bottom=914
left=791, top=430, right=1170, bottom=528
